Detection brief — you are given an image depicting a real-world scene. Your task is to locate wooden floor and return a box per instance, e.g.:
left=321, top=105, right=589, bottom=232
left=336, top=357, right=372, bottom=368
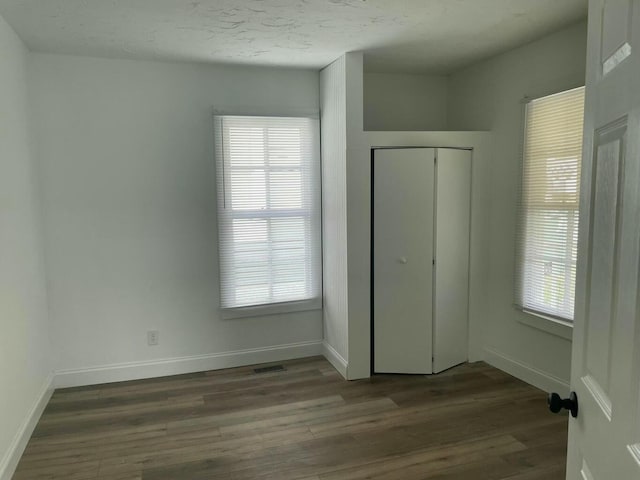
left=14, top=357, right=568, bottom=480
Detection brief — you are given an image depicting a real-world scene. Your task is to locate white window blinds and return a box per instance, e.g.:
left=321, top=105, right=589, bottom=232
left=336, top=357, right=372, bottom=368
left=214, top=115, right=321, bottom=310
left=515, top=86, right=585, bottom=321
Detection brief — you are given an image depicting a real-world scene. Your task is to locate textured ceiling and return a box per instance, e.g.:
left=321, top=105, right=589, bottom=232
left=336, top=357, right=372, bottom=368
left=0, top=0, right=587, bottom=73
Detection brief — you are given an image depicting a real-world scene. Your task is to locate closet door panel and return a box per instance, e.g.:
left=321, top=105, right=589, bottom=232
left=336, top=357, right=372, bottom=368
left=373, top=148, right=435, bottom=374
left=433, top=148, right=471, bottom=373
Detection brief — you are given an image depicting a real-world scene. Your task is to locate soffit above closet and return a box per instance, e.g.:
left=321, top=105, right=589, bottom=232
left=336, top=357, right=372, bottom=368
left=0, top=0, right=586, bottom=73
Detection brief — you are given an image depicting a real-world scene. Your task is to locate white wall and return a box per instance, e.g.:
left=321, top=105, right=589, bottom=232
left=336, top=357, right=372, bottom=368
left=447, top=21, right=588, bottom=392
left=320, top=57, right=350, bottom=376
left=363, top=73, right=448, bottom=131
left=30, top=53, right=323, bottom=386
left=0, top=15, right=53, bottom=480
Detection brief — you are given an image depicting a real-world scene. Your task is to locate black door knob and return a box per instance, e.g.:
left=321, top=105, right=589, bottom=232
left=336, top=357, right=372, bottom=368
left=548, top=391, right=578, bottom=418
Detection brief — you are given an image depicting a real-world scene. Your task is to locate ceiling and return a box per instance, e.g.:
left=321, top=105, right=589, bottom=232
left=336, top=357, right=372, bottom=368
left=0, top=0, right=587, bottom=74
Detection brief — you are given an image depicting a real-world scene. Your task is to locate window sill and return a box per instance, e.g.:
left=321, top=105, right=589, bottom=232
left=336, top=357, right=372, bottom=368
left=221, top=298, right=322, bottom=320
left=517, top=308, right=574, bottom=341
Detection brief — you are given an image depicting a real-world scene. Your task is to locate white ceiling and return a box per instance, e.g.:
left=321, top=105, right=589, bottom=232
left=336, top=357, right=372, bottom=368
left=0, top=0, right=587, bottom=73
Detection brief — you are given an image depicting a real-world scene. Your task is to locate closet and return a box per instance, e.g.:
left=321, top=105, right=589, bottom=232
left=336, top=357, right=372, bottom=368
left=372, top=147, right=471, bottom=374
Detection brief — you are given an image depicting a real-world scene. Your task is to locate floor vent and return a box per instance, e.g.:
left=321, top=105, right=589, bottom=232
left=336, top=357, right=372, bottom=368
left=254, top=364, right=286, bottom=374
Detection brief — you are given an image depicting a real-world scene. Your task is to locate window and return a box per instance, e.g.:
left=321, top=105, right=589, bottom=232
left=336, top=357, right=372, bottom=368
left=515, top=86, right=585, bottom=322
left=214, top=115, right=321, bottom=313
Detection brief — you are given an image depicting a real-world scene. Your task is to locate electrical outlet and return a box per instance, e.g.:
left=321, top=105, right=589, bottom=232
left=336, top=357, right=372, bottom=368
left=147, top=330, right=159, bottom=346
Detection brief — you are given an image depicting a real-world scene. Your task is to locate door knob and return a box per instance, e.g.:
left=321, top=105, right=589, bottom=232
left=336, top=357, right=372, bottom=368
left=398, top=257, right=408, bottom=264
left=548, top=391, right=578, bottom=418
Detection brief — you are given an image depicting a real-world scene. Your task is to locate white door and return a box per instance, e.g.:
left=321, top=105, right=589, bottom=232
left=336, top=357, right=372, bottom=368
left=567, top=0, right=640, bottom=478
left=373, top=148, right=434, bottom=374
left=433, top=149, right=471, bottom=373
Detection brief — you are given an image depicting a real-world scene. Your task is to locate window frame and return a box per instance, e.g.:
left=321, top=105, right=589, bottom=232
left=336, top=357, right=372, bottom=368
left=213, top=111, right=322, bottom=319
left=514, top=85, right=585, bottom=331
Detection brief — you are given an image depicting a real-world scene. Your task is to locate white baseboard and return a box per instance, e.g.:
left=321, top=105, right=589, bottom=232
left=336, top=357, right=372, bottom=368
left=55, top=340, right=323, bottom=389
left=483, top=347, right=570, bottom=395
left=322, top=341, right=348, bottom=379
left=0, top=372, right=54, bottom=480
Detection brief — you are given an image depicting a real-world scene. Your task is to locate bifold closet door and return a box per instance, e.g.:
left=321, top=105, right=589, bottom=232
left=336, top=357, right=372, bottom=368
left=433, top=148, right=471, bottom=373
left=373, top=148, right=435, bottom=374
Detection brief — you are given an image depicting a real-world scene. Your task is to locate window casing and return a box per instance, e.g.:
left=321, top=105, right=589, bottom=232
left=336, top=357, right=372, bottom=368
left=515, top=86, right=585, bottom=322
left=214, top=115, right=321, bottom=313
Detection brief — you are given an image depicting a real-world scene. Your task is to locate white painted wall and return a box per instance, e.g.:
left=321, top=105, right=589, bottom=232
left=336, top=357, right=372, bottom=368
left=363, top=73, right=448, bottom=131
left=447, top=21, right=588, bottom=392
left=29, top=53, right=323, bottom=386
left=0, top=15, right=53, bottom=480
left=320, top=56, right=349, bottom=376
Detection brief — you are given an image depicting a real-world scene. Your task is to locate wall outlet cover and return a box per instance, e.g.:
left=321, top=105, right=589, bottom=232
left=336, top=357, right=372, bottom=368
left=147, top=330, right=159, bottom=346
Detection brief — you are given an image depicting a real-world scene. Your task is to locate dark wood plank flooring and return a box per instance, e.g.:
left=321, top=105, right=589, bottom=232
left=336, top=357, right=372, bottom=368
left=13, top=357, right=568, bottom=479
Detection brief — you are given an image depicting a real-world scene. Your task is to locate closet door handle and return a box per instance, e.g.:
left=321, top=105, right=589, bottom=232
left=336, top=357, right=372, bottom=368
left=398, top=257, right=408, bottom=264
